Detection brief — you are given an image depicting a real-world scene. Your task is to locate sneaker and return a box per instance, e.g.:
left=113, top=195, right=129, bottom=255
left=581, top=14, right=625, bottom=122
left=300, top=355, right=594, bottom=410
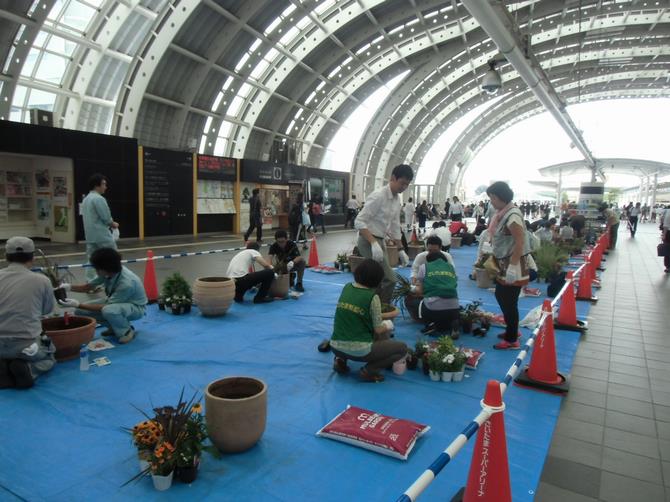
left=493, top=340, right=520, bottom=350
left=253, top=297, right=274, bottom=304
left=318, top=339, right=331, bottom=352
left=333, top=357, right=350, bottom=374
left=0, top=360, right=15, bottom=389
left=421, top=322, right=437, bottom=334
left=294, top=282, right=304, bottom=292
left=118, top=328, right=136, bottom=344
left=359, top=367, right=384, bottom=383
left=8, top=359, right=34, bottom=389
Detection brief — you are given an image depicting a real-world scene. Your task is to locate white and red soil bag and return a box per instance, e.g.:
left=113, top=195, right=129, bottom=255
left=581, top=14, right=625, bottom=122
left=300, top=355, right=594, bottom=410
left=316, top=405, right=430, bottom=460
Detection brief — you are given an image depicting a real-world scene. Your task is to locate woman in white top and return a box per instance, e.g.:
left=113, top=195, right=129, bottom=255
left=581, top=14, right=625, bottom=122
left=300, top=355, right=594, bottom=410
left=448, top=196, right=464, bottom=221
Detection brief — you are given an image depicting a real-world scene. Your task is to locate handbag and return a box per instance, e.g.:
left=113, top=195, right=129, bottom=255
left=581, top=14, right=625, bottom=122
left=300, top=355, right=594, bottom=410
left=658, top=242, right=670, bottom=257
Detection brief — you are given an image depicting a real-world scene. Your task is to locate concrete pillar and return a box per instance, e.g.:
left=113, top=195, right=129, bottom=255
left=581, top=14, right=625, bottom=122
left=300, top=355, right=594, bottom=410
left=556, top=169, right=563, bottom=214
left=650, top=173, right=658, bottom=210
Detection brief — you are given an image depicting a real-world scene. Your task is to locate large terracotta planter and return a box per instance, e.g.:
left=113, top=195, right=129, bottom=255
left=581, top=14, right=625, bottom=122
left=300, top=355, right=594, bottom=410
left=407, top=244, right=424, bottom=260
left=348, top=255, right=365, bottom=273
left=386, top=245, right=399, bottom=267
left=42, top=316, right=96, bottom=361
left=269, top=273, right=289, bottom=298
left=193, top=277, right=235, bottom=316
left=205, top=376, right=267, bottom=453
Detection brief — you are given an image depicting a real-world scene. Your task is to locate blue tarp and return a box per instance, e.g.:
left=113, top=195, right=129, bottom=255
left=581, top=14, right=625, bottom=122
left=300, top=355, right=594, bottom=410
left=0, top=244, right=589, bottom=501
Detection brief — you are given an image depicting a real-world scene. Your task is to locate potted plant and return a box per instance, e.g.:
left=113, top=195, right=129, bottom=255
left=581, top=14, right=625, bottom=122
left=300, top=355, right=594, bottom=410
left=131, top=419, right=162, bottom=473
left=406, top=349, right=418, bottom=370
left=427, top=351, right=446, bottom=381
left=391, top=273, right=422, bottom=322
left=414, top=339, right=431, bottom=374
left=446, top=350, right=468, bottom=382
left=174, top=403, right=208, bottom=483
left=149, top=439, right=176, bottom=491
left=37, top=249, right=74, bottom=301
left=532, top=241, right=569, bottom=282
left=459, top=300, right=484, bottom=334
left=161, top=273, right=193, bottom=314
left=334, top=252, right=349, bottom=271
left=407, top=233, right=424, bottom=260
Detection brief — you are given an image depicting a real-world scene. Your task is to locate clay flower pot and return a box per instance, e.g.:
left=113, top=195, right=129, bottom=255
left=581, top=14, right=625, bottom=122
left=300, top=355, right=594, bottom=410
left=269, top=273, right=289, bottom=298
left=193, top=277, right=235, bottom=316
left=41, top=316, right=96, bottom=361
left=205, top=376, right=267, bottom=453
left=407, top=244, right=424, bottom=260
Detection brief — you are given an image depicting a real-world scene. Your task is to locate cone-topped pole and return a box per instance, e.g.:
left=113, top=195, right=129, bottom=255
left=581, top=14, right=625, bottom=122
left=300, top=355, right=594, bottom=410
left=555, top=271, right=588, bottom=333
left=307, top=235, right=320, bottom=268
left=143, top=249, right=158, bottom=304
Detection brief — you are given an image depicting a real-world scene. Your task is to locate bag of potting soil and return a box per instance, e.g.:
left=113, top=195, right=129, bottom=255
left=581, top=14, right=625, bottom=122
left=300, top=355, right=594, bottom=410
left=316, top=405, right=429, bottom=460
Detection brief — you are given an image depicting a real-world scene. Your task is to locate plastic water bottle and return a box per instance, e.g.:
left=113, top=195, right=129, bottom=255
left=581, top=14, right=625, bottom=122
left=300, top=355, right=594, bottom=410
left=80, top=344, right=89, bottom=371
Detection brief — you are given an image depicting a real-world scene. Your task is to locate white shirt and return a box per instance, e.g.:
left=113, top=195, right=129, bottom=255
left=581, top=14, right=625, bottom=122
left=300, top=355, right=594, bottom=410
left=411, top=250, right=454, bottom=280
left=428, top=227, right=451, bottom=247
left=449, top=202, right=463, bottom=216
left=630, top=207, right=641, bottom=217
left=226, top=249, right=262, bottom=278
left=354, top=184, right=402, bottom=240
left=346, top=199, right=359, bottom=210
left=0, top=263, right=55, bottom=340
left=403, top=203, right=415, bottom=224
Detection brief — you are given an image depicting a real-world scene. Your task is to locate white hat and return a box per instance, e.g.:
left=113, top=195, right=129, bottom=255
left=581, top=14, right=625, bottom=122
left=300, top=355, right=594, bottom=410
left=5, top=236, right=35, bottom=254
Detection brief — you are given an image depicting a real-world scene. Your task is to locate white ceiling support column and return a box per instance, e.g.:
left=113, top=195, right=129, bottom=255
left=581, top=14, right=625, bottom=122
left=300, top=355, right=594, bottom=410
left=461, top=0, right=596, bottom=172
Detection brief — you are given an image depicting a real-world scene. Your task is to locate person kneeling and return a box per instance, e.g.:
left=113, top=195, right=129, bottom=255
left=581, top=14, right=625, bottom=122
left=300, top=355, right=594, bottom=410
left=415, top=251, right=461, bottom=339
left=59, top=248, right=147, bottom=344
left=0, top=237, right=57, bottom=389
left=329, top=259, right=407, bottom=383
left=226, top=241, right=275, bottom=303
left=268, top=230, right=306, bottom=292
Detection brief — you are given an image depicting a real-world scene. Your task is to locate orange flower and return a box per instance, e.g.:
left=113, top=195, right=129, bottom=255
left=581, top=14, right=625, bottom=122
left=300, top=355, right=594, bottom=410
left=191, top=403, right=202, bottom=414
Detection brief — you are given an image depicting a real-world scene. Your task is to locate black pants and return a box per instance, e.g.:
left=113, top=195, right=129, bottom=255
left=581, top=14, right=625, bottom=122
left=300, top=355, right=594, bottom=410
left=289, top=260, right=306, bottom=285
left=234, top=269, right=274, bottom=301
left=628, top=216, right=638, bottom=236
left=290, top=222, right=300, bottom=242
left=664, top=230, right=670, bottom=269
left=244, top=218, right=262, bottom=242
left=344, top=210, right=357, bottom=228
left=451, top=214, right=462, bottom=221
left=494, top=282, right=522, bottom=342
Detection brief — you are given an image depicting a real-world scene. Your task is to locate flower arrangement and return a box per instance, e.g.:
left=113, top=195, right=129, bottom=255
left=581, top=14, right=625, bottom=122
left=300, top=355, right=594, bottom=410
left=149, top=439, right=177, bottom=476
left=132, top=419, right=163, bottom=461
left=334, top=252, right=349, bottom=270
left=423, top=336, right=468, bottom=382
left=175, top=403, right=207, bottom=469
left=160, top=273, right=193, bottom=314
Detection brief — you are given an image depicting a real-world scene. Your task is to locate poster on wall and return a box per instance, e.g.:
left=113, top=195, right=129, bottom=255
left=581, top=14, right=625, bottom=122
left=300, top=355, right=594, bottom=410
left=36, top=197, right=51, bottom=236
left=53, top=176, right=67, bottom=203
left=239, top=182, right=255, bottom=224
left=54, top=206, right=68, bottom=232
left=35, top=170, right=50, bottom=192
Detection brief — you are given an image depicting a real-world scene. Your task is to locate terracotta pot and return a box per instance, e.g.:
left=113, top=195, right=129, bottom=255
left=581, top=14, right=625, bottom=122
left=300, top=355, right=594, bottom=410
left=193, top=277, right=235, bottom=316
left=348, top=255, right=365, bottom=273
left=386, top=245, right=399, bottom=266
left=381, top=305, right=400, bottom=320
left=406, top=244, right=424, bottom=260
left=269, top=273, right=289, bottom=298
left=42, top=316, right=96, bottom=361
left=205, top=376, right=267, bottom=453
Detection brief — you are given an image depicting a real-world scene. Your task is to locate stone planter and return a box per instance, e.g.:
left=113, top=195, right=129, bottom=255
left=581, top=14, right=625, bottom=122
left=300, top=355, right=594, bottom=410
left=42, top=316, right=96, bottom=361
left=205, top=376, right=267, bottom=453
left=475, top=268, right=495, bottom=289
left=269, top=273, right=289, bottom=298
left=407, top=244, right=424, bottom=260
left=193, top=277, right=235, bottom=316
left=348, top=255, right=365, bottom=274
left=386, top=245, right=399, bottom=267
left=451, top=236, right=462, bottom=248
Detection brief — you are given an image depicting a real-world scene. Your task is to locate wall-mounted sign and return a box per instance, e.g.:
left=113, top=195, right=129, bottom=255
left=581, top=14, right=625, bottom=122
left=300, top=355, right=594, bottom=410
left=241, top=160, right=307, bottom=184
left=197, top=155, right=236, bottom=181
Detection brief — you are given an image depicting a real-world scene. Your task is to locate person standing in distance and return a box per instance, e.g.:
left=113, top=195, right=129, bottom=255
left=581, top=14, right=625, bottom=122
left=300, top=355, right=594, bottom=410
left=354, top=164, right=413, bottom=303
left=244, top=188, right=263, bottom=243
left=403, top=197, right=415, bottom=232
left=344, top=194, right=360, bottom=229
left=82, top=174, right=118, bottom=282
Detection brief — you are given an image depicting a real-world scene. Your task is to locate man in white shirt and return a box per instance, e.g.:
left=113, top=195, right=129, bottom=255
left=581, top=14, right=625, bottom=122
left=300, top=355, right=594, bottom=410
left=427, top=221, right=451, bottom=250
left=0, top=237, right=57, bottom=389
left=354, top=164, right=413, bottom=302
left=448, top=196, right=464, bottom=221
left=344, top=195, right=360, bottom=229
left=403, top=197, right=415, bottom=231
left=226, top=242, right=276, bottom=303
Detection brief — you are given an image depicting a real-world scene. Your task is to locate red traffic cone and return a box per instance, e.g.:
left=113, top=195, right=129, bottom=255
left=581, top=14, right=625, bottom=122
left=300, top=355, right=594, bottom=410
left=451, top=380, right=512, bottom=502
left=515, top=300, right=570, bottom=393
left=143, top=250, right=159, bottom=304
left=410, top=228, right=419, bottom=243
left=555, top=271, right=587, bottom=333
left=307, top=236, right=320, bottom=268
left=576, top=258, right=597, bottom=302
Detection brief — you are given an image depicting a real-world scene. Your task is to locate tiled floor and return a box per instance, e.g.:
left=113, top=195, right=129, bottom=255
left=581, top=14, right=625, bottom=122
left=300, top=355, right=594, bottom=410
left=536, top=222, right=670, bottom=502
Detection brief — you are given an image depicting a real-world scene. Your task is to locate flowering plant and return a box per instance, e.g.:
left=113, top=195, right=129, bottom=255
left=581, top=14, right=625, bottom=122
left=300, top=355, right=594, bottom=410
left=149, top=439, right=176, bottom=476
left=132, top=419, right=163, bottom=460
left=175, top=403, right=208, bottom=468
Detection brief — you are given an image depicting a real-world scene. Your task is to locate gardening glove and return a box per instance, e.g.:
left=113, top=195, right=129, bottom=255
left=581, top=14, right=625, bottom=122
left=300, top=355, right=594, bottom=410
left=504, top=262, right=522, bottom=284
left=410, top=284, right=418, bottom=293
left=58, top=298, right=80, bottom=308
left=56, top=283, right=71, bottom=292
left=398, top=250, right=409, bottom=266
left=371, top=241, right=384, bottom=262
left=274, top=273, right=279, bottom=280
left=21, top=342, right=39, bottom=357
left=382, top=320, right=395, bottom=332
left=287, top=261, right=294, bottom=271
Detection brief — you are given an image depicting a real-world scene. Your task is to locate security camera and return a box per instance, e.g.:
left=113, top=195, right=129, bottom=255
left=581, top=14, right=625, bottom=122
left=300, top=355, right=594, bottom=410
left=482, top=61, right=502, bottom=95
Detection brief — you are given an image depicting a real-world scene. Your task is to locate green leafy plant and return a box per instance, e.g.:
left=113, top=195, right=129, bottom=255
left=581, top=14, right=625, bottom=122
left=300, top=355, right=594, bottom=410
left=460, top=300, right=484, bottom=323
left=161, top=272, right=192, bottom=306
left=532, top=241, right=569, bottom=280
left=36, top=249, right=74, bottom=288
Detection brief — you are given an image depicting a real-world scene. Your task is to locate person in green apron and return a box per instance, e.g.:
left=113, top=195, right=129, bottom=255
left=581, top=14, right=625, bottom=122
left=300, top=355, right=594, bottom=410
left=414, top=251, right=461, bottom=339
left=329, top=259, right=407, bottom=383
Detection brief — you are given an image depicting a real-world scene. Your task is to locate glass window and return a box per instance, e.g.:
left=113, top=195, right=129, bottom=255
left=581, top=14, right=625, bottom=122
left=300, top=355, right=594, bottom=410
left=309, top=177, right=322, bottom=205
left=324, top=177, right=344, bottom=214
left=34, top=52, right=68, bottom=84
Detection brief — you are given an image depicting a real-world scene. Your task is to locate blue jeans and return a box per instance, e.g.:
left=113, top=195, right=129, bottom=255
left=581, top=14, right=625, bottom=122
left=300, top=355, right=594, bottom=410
left=76, top=302, right=144, bottom=337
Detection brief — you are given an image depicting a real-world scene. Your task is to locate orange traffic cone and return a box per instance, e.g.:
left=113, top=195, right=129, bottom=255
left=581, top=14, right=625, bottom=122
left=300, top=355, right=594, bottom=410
left=576, top=257, right=597, bottom=302
left=451, top=380, right=512, bottom=502
left=307, top=235, right=320, bottom=268
left=410, top=228, right=419, bottom=243
left=515, top=300, right=570, bottom=393
left=143, top=250, right=159, bottom=304
left=554, top=271, right=588, bottom=333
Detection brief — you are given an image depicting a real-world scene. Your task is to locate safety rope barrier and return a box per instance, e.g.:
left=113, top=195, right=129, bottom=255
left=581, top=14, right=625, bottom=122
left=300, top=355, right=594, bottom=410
left=396, top=254, right=593, bottom=502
